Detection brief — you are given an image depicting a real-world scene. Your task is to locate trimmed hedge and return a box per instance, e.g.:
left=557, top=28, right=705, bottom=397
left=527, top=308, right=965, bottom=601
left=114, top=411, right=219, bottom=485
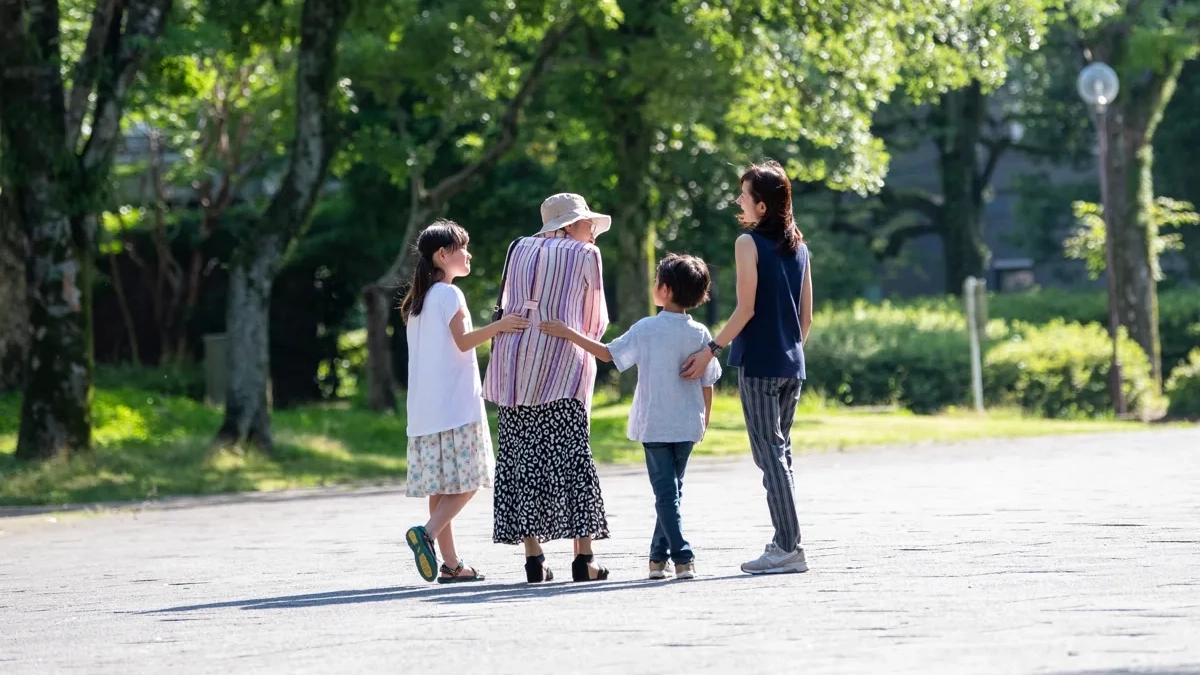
left=882, top=288, right=1200, bottom=374
left=803, top=303, right=1160, bottom=418
left=1166, top=349, right=1200, bottom=419
left=984, top=321, right=1157, bottom=419
left=803, top=302, right=997, bottom=413
left=988, top=289, right=1200, bottom=375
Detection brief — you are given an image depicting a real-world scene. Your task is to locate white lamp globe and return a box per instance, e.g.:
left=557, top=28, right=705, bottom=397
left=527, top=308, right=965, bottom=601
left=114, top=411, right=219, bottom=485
left=1077, top=62, right=1120, bottom=106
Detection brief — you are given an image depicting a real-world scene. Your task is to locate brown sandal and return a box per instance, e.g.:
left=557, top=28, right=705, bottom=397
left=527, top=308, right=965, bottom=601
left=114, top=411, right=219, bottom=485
left=437, top=560, right=484, bottom=584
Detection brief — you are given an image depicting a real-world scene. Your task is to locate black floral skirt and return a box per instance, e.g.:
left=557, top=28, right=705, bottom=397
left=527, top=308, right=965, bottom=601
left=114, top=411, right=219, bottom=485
left=492, top=398, right=610, bottom=544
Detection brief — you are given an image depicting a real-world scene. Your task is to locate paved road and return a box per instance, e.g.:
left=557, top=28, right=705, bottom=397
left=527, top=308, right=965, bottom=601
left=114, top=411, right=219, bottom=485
left=3, top=428, right=1199, bottom=675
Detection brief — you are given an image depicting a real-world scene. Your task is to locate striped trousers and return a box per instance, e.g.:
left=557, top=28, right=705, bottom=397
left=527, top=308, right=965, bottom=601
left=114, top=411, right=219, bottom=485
left=738, top=372, right=804, bottom=553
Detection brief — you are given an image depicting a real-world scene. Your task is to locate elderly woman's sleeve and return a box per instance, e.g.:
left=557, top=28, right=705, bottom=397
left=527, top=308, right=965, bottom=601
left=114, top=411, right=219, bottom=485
left=581, top=248, right=609, bottom=341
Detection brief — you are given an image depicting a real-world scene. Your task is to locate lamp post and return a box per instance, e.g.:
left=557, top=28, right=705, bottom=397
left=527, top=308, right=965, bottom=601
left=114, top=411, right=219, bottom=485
left=1077, top=62, right=1127, bottom=416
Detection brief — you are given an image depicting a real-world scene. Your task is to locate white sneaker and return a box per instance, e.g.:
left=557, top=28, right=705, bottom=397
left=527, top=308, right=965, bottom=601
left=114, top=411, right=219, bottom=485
left=740, top=543, right=808, bottom=575
left=648, top=561, right=671, bottom=580
left=674, top=562, right=697, bottom=580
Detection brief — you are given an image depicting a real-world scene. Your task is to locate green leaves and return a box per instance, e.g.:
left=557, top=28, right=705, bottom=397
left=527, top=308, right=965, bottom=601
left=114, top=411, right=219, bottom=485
left=897, top=0, right=1052, bottom=97
left=1065, top=198, right=1200, bottom=280
left=340, top=0, right=576, bottom=187
left=1067, top=0, right=1200, bottom=93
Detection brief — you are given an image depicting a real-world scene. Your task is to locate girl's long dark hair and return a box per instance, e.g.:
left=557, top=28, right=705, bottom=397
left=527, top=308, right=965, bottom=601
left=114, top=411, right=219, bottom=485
left=399, top=220, right=469, bottom=322
left=741, top=160, right=804, bottom=254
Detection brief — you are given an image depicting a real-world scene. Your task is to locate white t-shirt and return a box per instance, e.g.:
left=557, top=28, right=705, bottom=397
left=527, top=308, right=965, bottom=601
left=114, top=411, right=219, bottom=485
left=406, top=283, right=486, bottom=437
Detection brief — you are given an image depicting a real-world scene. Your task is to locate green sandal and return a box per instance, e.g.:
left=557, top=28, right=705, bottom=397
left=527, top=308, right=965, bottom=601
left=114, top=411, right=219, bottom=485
left=405, top=526, right=438, bottom=582
left=437, top=560, right=485, bottom=584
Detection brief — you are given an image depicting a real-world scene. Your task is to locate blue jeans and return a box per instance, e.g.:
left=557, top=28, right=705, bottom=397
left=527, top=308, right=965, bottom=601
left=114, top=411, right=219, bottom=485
left=643, top=441, right=695, bottom=564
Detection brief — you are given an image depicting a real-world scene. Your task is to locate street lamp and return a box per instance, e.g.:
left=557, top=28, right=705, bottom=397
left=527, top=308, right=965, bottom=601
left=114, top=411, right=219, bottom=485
left=1077, top=62, right=1127, bottom=416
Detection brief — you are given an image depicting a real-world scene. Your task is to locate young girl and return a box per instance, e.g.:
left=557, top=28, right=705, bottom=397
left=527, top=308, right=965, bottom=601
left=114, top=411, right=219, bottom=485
left=401, top=220, right=529, bottom=584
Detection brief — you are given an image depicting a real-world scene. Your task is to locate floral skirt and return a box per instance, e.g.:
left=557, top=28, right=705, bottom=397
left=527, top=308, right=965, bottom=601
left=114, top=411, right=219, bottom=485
left=492, top=398, right=609, bottom=544
left=405, top=418, right=495, bottom=498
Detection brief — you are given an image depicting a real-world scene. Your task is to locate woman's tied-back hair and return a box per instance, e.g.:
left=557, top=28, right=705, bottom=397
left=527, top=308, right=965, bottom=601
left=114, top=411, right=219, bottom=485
left=740, top=160, right=804, bottom=254
left=399, top=220, right=470, bottom=323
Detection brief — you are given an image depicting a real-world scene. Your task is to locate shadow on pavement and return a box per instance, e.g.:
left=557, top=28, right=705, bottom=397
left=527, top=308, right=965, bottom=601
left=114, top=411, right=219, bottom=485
left=1048, top=670, right=1200, bottom=675
left=138, top=574, right=750, bottom=614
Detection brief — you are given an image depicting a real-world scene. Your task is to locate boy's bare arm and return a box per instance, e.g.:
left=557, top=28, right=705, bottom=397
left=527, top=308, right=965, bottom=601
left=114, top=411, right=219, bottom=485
left=539, top=319, right=613, bottom=362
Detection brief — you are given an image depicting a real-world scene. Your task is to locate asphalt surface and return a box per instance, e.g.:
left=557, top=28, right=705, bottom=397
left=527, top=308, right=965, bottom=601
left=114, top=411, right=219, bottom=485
left=2, top=427, right=1199, bottom=675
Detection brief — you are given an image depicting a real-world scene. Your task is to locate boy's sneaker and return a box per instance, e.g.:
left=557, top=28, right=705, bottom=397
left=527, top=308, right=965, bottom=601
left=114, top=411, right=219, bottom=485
left=674, top=562, right=697, bottom=580
left=740, top=543, right=808, bottom=575
left=648, top=560, right=670, bottom=580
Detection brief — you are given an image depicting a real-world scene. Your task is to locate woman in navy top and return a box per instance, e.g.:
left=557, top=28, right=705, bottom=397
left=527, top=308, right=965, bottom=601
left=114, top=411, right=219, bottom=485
left=682, top=160, right=813, bottom=576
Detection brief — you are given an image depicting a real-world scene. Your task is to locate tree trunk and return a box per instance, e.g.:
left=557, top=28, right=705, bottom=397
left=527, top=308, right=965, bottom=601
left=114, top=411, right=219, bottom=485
left=706, top=266, right=720, bottom=328
left=612, top=111, right=654, bottom=397
left=178, top=208, right=221, bottom=359
left=0, top=0, right=172, bottom=460
left=0, top=193, right=28, bottom=391
left=1105, top=117, right=1162, bottom=383
left=936, top=82, right=987, bottom=294
left=364, top=222, right=418, bottom=413
left=107, top=238, right=141, bottom=365
left=215, top=236, right=282, bottom=449
left=363, top=282, right=397, bottom=412
left=213, top=0, right=350, bottom=448
left=1086, top=31, right=1186, bottom=387
left=17, top=209, right=93, bottom=460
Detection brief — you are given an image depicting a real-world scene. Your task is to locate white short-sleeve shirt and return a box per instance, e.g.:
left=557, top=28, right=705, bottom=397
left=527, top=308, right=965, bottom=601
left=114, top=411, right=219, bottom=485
left=607, top=311, right=722, bottom=443
left=406, top=283, right=486, bottom=437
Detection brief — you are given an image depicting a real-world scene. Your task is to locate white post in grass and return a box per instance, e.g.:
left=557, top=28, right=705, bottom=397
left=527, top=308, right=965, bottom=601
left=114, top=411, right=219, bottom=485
left=964, top=277, right=985, bottom=413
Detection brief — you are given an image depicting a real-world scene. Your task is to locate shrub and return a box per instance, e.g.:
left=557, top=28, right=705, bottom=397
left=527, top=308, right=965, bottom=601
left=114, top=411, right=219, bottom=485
left=803, top=301, right=1008, bottom=413
left=317, top=329, right=367, bottom=399
left=988, top=288, right=1200, bottom=374
left=1165, top=349, right=1200, bottom=419
left=872, top=288, right=1200, bottom=375
left=984, top=320, right=1157, bottom=419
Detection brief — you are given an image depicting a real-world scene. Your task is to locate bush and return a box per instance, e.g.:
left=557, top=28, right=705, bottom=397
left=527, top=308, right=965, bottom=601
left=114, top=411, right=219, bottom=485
left=316, top=329, right=367, bottom=399
left=803, top=301, right=1008, bottom=413
left=988, top=288, right=1200, bottom=374
left=803, top=303, right=1161, bottom=418
left=1165, top=349, right=1200, bottom=419
left=984, top=320, right=1158, bottom=419
left=871, top=288, right=1200, bottom=375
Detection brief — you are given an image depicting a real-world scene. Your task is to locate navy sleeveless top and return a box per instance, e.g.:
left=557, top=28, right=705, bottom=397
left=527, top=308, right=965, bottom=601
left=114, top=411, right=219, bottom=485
left=727, top=232, right=808, bottom=380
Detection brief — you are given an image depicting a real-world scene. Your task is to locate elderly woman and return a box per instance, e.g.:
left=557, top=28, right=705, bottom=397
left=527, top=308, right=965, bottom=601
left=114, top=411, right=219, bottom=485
left=482, top=193, right=612, bottom=583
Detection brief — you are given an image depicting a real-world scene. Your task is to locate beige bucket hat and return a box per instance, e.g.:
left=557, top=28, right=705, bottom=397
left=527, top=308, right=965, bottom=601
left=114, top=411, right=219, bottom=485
left=537, top=193, right=612, bottom=236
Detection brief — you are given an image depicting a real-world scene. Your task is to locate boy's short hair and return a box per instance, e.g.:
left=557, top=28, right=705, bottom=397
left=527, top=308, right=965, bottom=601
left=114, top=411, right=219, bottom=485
left=655, top=253, right=711, bottom=310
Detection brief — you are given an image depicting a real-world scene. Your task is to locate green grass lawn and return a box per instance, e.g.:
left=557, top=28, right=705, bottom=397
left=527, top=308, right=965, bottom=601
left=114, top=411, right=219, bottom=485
left=0, top=388, right=1145, bottom=507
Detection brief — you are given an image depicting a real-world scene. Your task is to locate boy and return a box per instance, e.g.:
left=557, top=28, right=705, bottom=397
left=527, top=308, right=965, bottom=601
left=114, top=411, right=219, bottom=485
left=541, top=253, right=722, bottom=580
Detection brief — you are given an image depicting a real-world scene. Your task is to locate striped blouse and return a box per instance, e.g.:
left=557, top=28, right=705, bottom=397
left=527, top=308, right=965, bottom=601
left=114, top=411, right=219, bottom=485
left=482, top=232, right=609, bottom=409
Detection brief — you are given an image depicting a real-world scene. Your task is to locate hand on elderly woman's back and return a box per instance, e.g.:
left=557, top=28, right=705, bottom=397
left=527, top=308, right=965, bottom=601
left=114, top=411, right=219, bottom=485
left=494, top=314, right=531, bottom=333
left=538, top=320, right=573, bottom=339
